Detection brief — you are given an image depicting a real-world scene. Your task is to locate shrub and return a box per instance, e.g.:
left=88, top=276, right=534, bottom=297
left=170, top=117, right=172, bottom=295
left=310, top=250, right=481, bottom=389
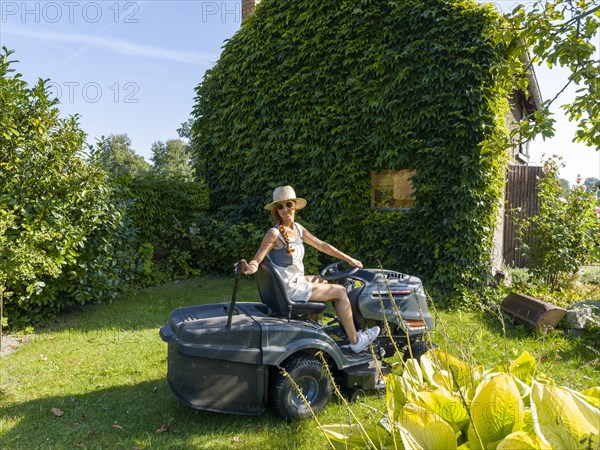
left=505, top=266, right=532, bottom=290
left=189, top=213, right=265, bottom=275
left=515, top=157, right=599, bottom=291
left=50, top=183, right=139, bottom=309
left=190, top=213, right=326, bottom=276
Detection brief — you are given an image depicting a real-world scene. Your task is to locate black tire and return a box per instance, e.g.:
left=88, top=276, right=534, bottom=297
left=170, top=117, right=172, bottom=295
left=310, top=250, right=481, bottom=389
left=270, top=354, right=333, bottom=420
left=344, top=387, right=365, bottom=403
left=403, top=340, right=438, bottom=362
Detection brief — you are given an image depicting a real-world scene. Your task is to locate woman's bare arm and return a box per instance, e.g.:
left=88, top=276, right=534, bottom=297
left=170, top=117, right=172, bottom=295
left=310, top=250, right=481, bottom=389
left=240, top=229, right=279, bottom=275
left=300, top=224, right=363, bottom=268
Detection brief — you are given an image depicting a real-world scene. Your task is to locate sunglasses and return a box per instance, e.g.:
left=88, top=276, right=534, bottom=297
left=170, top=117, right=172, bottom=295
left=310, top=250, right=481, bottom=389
left=276, top=201, right=295, bottom=210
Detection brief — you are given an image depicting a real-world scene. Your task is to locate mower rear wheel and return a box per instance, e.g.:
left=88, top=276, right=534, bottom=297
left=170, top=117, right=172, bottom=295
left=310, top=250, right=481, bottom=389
left=270, top=354, right=332, bottom=420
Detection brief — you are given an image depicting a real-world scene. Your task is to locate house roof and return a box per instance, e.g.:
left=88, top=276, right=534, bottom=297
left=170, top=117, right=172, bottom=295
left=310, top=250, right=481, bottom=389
left=520, top=52, right=543, bottom=116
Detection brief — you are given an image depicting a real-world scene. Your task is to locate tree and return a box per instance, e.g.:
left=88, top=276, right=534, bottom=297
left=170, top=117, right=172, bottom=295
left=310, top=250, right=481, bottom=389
left=150, top=139, right=194, bottom=181
left=179, top=118, right=207, bottom=182
left=505, top=0, right=600, bottom=148
left=96, top=133, right=149, bottom=177
left=177, top=118, right=194, bottom=140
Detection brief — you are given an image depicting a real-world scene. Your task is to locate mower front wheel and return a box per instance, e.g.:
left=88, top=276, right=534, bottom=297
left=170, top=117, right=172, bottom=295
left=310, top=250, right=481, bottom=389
left=270, top=354, right=332, bottom=420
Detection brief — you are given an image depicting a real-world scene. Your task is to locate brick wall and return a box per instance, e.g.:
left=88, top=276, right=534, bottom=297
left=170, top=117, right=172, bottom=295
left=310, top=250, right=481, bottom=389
left=242, top=0, right=261, bottom=20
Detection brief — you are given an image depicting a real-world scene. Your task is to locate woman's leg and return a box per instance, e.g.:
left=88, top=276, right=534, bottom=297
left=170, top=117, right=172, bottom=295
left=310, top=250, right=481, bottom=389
left=309, top=283, right=358, bottom=344
left=304, top=276, right=328, bottom=321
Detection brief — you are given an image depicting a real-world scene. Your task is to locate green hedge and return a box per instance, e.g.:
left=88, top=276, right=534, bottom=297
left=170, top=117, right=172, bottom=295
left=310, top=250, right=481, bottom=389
left=117, top=173, right=210, bottom=283
left=191, top=0, right=519, bottom=296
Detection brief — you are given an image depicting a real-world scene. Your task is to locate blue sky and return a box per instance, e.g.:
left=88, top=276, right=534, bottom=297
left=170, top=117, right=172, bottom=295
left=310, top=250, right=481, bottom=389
left=1, top=1, right=239, bottom=158
left=1, top=0, right=598, bottom=184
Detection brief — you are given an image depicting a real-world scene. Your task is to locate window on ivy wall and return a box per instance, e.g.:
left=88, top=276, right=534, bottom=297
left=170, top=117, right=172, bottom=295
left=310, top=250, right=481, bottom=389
left=371, top=170, right=416, bottom=209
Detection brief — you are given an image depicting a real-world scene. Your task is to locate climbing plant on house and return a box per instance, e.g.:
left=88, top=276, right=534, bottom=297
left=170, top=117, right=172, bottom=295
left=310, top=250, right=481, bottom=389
left=191, top=0, right=521, bottom=296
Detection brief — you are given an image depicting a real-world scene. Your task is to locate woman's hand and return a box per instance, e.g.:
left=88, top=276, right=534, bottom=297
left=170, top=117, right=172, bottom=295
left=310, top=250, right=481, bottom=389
left=346, top=257, right=363, bottom=269
left=239, top=259, right=259, bottom=275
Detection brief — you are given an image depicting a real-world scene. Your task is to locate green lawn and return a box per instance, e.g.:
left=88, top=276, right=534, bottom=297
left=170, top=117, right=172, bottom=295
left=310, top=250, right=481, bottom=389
left=1, top=277, right=598, bottom=449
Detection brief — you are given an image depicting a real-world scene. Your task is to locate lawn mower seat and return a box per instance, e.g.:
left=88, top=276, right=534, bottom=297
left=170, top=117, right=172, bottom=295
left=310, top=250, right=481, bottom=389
left=256, top=262, right=327, bottom=319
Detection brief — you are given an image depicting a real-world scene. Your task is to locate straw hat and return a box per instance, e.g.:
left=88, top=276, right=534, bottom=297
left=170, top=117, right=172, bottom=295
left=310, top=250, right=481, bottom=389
left=264, top=186, right=307, bottom=211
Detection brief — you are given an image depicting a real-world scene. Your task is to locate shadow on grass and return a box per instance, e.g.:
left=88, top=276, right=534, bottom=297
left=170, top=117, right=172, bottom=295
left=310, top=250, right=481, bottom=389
left=1, top=378, right=312, bottom=449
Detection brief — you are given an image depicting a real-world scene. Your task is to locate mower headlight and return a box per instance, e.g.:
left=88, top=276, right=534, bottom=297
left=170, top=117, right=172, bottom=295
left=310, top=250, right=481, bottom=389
left=414, top=284, right=425, bottom=297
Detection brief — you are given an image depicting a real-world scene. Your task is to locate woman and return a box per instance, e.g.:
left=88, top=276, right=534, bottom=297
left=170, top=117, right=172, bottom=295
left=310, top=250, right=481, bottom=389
left=240, top=185, right=380, bottom=354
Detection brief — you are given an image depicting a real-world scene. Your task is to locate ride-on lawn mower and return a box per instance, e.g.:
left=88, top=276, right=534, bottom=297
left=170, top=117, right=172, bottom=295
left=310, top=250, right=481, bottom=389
left=160, top=261, right=435, bottom=419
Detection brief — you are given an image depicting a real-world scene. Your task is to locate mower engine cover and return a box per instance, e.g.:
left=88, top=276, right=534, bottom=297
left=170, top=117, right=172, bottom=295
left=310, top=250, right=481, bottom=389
left=347, top=269, right=433, bottom=333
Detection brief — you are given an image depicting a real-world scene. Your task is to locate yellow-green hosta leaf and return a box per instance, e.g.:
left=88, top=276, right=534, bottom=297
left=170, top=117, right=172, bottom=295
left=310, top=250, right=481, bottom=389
left=471, top=364, right=485, bottom=385
left=460, top=384, right=477, bottom=402
left=433, top=369, right=455, bottom=391
left=420, top=351, right=440, bottom=387
left=386, top=373, right=406, bottom=417
left=478, top=371, right=530, bottom=406
left=563, top=385, right=600, bottom=411
left=488, top=364, right=507, bottom=375
left=469, top=373, right=524, bottom=450
left=320, top=423, right=394, bottom=449
left=521, top=409, right=536, bottom=434
left=420, top=353, right=456, bottom=391
left=397, top=424, right=425, bottom=450
left=403, top=357, right=424, bottom=387
left=509, top=351, right=537, bottom=385
left=398, top=402, right=457, bottom=450
left=417, top=387, right=470, bottom=430
left=579, top=386, right=600, bottom=409
left=467, top=424, right=483, bottom=450
left=531, top=380, right=600, bottom=449
left=512, top=376, right=532, bottom=407
left=496, top=431, right=552, bottom=450
left=423, top=349, right=472, bottom=389
left=385, top=372, right=421, bottom=417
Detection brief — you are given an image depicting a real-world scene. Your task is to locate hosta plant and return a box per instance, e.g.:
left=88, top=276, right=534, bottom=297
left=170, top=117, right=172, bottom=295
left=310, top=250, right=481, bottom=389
left=321, top=349, right=599, bottom=449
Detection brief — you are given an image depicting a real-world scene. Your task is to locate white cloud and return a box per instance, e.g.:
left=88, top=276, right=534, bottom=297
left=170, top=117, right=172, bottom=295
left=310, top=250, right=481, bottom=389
left=3, top=24, right=218, bottom=66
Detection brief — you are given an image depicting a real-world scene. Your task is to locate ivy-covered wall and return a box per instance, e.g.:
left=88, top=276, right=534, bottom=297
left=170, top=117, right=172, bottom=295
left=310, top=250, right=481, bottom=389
left=191, top=0, right=518, bottom=293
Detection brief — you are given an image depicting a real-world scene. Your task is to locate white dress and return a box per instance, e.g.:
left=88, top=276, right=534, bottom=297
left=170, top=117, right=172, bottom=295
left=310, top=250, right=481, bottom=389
left=268, top=223, right=313, bottom=302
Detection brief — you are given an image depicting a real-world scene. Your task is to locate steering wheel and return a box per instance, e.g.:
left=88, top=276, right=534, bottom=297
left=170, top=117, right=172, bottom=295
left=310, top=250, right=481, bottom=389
left=319, top=261, right=359, bottom=281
